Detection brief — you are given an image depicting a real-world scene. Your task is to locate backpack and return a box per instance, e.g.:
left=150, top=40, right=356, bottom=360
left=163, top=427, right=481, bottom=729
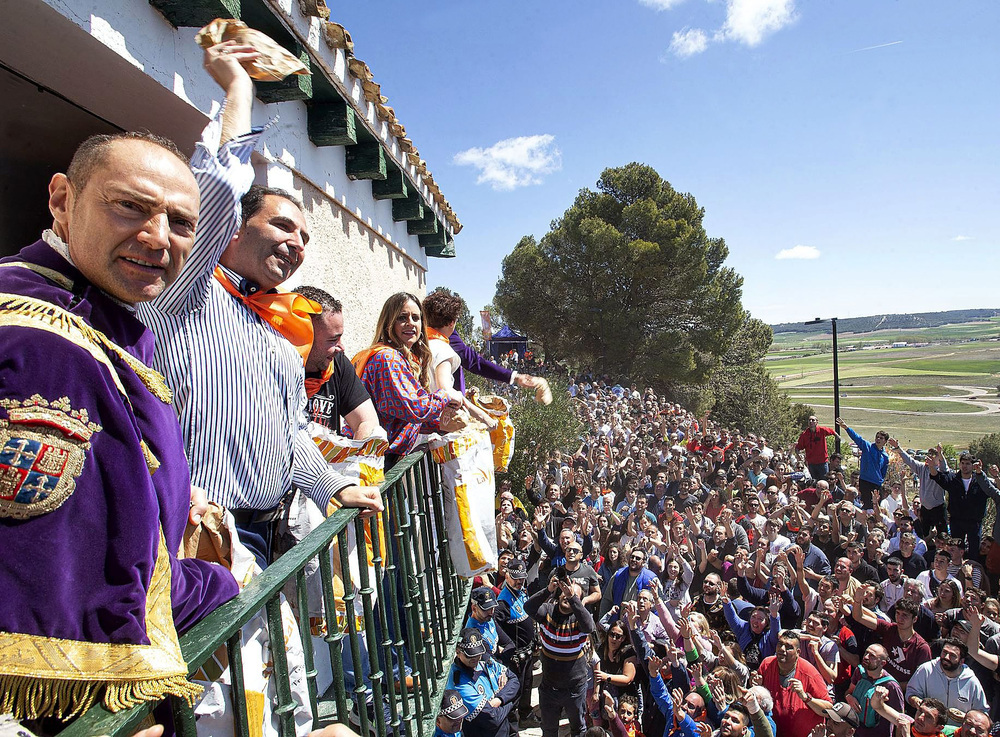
left=853, top=673, right=896, bottom=728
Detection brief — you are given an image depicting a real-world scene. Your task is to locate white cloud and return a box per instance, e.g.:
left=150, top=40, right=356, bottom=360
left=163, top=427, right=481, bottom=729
left=639, top=0, right=687, bottom=10
left=453, top=135, right=562, bottom=191
left=670, top=28, right=710, bottom=58
left=719, top=0, right=797, bottom=47
left=775, top=245, right=820, bottom=260
left=952, top=235, right=974, bottom=241
left=661, top=0, right=796, bottom=61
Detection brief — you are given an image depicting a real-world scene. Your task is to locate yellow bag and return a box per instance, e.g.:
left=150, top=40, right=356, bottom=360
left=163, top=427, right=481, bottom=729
left=429, top=428, right=498, bottom=577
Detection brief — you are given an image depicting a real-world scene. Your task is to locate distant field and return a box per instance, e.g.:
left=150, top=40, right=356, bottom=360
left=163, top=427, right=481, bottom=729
left=790, top=384, right=971, bottom=397
left=772, top=317, right=1000, bottom=348
left=784, top=396, right=980, bottom=413
left=787, top=404, right=998, bottom=450
left=769, top=320, right=1000, bottom=449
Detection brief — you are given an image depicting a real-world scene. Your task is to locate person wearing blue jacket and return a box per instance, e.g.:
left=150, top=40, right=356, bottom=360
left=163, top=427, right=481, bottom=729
left=645, top=657, right=700, bottom=737
left=836, top=417, right=889, bottom=511
left=722, top=595, right=782, bottom=671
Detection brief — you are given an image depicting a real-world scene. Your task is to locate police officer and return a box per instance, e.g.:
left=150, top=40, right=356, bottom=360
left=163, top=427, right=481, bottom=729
left=495, top=558, right=537, bottom=724
left=467, top=586, right=515, bottom=664
left=447, top=628, right=520, bottom=737
left=435, top=688, right=470, bottom=737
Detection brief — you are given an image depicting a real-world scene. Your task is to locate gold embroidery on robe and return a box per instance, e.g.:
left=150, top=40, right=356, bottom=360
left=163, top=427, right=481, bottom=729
left=0, top=532, right=199, bottom=720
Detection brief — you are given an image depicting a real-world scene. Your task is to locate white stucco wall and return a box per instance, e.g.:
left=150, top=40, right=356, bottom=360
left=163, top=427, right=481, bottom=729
left=279, top=162, right=428, bottom=357
left=24, top=0, right=439, bottom=339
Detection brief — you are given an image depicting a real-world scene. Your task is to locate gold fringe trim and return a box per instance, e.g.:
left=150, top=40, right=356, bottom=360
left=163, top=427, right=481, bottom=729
left=0, top=292, right=173, bottom=404
left=140, top=440, right=161, bottom=475
left=0, top=673, right=201, bottom=721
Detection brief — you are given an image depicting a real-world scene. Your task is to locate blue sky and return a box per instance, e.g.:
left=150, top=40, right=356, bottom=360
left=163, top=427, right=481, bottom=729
left=333, top=1, right=999, bottom=325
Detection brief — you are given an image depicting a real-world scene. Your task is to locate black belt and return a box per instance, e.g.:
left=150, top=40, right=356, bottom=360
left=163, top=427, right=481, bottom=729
left=230, top=505, right=283, bottom=526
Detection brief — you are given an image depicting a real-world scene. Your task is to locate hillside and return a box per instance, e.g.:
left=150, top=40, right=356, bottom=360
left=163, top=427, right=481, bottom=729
left=771, top=308, right=1000, bottom=335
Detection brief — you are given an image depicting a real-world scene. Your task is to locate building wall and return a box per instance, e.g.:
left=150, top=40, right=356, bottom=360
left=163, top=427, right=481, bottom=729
left=276, top=162, right=427, bottom=357
left=3, top=0, right=434, bottom=339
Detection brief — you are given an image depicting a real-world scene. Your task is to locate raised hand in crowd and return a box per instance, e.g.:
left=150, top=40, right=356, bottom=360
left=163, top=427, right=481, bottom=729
left=707, top=675, right=728, bottom=708
left=768, top=592, right=782, bottom=618
left=602, top=690, right=616, bottom=720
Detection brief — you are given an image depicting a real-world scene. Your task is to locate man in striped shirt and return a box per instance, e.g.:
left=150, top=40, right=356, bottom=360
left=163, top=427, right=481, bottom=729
left=525, top=576, right=596, bottom=737
left=138, top=45, right=380, bottom=567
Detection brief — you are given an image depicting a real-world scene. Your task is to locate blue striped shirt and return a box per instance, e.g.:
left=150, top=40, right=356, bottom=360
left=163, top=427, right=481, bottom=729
left=138, top=116, right=352, bottom=512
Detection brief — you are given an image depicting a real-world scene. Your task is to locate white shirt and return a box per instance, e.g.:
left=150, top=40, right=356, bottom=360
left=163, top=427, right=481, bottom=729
left=138, top=119, right=351, bottom=511
left=428, top=338, right=460, bottom=392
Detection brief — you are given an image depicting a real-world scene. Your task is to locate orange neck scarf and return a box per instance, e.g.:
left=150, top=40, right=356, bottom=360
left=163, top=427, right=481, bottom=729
left=213, top=267, right=321, bottom=362
left=426, top=327, right=450, bottom=343
left=352, top=344, right=424, bottom=383
left=352, top=346, right=387, bottom=378
left=304, top=362, right=335, bottom=398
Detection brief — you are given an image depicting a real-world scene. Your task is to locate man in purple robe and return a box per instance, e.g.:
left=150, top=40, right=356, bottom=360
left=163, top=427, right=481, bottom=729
left=0, top=44, right=258, bottom=724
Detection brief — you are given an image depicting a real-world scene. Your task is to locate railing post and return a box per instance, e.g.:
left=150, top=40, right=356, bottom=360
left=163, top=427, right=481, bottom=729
left=227, top=631, right=251, bottom=737
left=366, top=505, right=402, bottom=735
left=352, top=516, right=387, bottom=737
left=319, top=544, right=350, bottom=723
left=170, top=698, right=198, bottom=737
left=264, top=597, right=297, bottom=737
left=390, top=478, right=429, bottom=726
left=425, top=457, right=459, bottom=627
left=404, top=462, right=439, bottom=709
left=379, top=480, right=414, bottom=733
left=337, top=529, right=375, bottom=737
left=295, top=568, right=320, bottom=724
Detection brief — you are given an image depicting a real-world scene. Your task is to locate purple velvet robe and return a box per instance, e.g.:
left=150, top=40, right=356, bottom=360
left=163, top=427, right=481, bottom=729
left=0, top=241, right=238, bottom=647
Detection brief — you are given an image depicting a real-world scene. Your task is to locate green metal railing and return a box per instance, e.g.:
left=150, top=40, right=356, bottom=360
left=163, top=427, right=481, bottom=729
left=58, top=450, right=471, bottom=737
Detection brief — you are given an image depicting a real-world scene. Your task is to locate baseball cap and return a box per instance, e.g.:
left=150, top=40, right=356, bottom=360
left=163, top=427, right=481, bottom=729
left=824, top=703, right=860, bottom=728
left=456, top=628, right=486, bottom=657
left=471, top=587, right=497, bottom=610
left=506, top=558, right=527, bottom=579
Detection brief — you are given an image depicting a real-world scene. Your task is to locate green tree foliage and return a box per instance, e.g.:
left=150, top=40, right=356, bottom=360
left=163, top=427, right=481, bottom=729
left=495, top=163, right=744, bottom=385
left=468, top=375, right=582, bottom=511
left=701, top=312, right=811, bottom=446
left=941, top=444, right=960, bottom=466
left=428, top=286, right=474, bottom=337
left=969, top=433, right=1000, bottom=469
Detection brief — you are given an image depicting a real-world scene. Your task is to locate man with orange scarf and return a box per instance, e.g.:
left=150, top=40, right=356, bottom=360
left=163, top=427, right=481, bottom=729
left=138, top=49, right=381, bottom=568
left=297, top=285, right=380, bottom=439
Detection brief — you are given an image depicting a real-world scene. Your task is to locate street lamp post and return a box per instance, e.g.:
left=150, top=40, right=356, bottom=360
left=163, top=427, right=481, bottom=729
left=806, top=317, right=841, bottom=453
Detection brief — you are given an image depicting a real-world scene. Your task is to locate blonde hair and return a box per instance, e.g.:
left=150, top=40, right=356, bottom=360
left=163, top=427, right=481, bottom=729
left=688, top=612, right=710, bottom=638
left=370, top=292, right=431, bottom=387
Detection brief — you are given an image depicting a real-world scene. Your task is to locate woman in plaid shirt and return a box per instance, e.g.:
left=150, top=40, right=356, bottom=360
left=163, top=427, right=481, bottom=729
left=353, top=292, right=463, bottom=462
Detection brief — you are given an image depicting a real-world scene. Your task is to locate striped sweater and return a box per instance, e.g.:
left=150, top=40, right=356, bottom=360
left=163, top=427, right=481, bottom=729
left=525, top=588, right=595, bottom=687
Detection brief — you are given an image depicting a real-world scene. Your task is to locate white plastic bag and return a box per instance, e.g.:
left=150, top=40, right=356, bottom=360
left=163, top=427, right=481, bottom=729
left=428, top=428, right=498, bottom=577
left=192, top=514, right=312, bottom=737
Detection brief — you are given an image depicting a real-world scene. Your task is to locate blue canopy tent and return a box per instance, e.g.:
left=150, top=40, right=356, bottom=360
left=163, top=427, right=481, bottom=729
left=487, top=324, right=528, bottom=361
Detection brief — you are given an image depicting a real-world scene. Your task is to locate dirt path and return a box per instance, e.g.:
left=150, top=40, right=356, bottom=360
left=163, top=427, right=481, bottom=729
left=789, top=385, right=1000, bottom=416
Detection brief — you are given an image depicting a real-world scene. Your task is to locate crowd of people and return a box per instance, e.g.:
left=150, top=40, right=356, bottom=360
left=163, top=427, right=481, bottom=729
left=439, top=378, right=1000, bottom=737
left=4, top=34, right=1000, bottom=737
